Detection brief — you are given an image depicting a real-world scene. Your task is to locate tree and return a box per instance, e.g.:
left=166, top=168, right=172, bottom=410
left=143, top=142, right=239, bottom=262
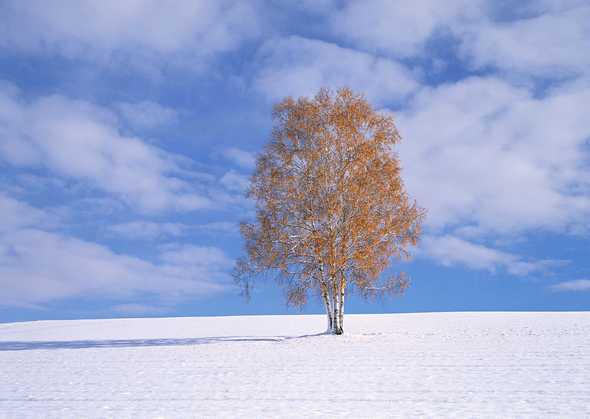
left=234, top=88, right=424, bottom=335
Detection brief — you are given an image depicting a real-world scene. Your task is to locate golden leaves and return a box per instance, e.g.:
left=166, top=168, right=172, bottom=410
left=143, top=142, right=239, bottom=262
left=235, top=87, right=425, bottom=306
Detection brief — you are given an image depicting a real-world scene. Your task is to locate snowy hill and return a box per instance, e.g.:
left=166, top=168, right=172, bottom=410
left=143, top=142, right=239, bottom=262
left=1, top=312, right=589, bottom=418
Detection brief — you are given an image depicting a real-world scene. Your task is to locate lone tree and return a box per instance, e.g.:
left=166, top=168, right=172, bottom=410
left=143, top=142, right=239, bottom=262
left=235, top=88, right=424, bottom=335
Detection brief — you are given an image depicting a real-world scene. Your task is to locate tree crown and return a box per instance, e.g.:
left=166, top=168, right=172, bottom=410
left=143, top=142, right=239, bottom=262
left=236, top=87, right=425, bottom=307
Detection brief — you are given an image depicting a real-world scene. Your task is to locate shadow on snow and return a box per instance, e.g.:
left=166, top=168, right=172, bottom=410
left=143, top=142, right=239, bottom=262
left=0, top=333, right=328, bottom=351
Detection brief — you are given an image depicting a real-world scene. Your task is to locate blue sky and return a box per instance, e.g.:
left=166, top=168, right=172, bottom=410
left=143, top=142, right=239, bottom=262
left=1, top=0, right=589, bottom=322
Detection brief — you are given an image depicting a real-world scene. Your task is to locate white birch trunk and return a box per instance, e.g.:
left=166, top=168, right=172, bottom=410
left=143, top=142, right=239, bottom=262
left=319, top=266, right=333, bottom=333
left=332, top=296, right=341, bottom=334
left=321, top=288, right=333, bottom=333
left=338, top=277, right=345, bottom=335
left=333, top=280, right=343, bottom=335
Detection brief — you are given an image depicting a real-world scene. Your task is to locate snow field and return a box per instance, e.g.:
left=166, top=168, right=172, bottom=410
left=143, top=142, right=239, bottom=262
left=0, top=312, right=589, bottom=418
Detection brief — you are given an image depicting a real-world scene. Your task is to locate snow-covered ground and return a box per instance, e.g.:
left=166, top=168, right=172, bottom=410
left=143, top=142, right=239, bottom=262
left=0, top=312, right=589, bottom=418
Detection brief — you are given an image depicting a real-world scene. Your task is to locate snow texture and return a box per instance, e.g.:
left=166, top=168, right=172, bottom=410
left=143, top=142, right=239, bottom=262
left=0, top=312, right=589, bottom=418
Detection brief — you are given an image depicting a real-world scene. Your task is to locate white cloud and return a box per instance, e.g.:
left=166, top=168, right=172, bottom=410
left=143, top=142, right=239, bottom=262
left=459, top=5, right=590, bottom=78
left=396, top=77, right=590, bottom=234
left=0, top=84, right=211, bottom=212
left=326, top=1, right=589, bottom=82
left=522, top=0, right=588, bottom=13
left=108, top=221, right=188, bottom=239
left=159, top=245, right=234, bottom=269
left=108, top=220, right=239, bottom=240
left=421, top=235, right=559, bottom=276
left=295, top=0, right=337, bottom=14
left=0, top=196, right=234, bottom=308
left=254, top=36, right=419, bottom=106
left=329, top=0, right=484, bottom=57
left=550, top=279, right=590, bottom=292
left=0, top=228, right=232, bottom=308
left=115, top=101, right=177, bottom=129
left=196, top=221, right=239, bottom=235
left=222, top=147, right=257, bottom=170
left=0, top=193, right=52, bottom=233
left=0, top=0, right=261, bottom=68
left=220, top=170, right=251, bottom=193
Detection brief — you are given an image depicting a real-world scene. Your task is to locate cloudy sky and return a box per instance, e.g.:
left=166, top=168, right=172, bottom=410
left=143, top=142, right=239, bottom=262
left=1, top=0, right=589, bottom=322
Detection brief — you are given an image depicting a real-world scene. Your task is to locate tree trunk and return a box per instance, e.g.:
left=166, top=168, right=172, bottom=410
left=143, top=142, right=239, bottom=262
left=333, top=278, right=343, bottom=335
left=338, top=275, right=346, bottom=335
left=319, top=266, right=333, bottom=333
left=321, top=286, right=333, bottom=333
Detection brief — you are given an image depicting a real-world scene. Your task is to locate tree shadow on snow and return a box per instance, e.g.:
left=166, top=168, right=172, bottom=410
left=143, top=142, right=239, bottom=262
left=0, top=333, right=328, bottom=351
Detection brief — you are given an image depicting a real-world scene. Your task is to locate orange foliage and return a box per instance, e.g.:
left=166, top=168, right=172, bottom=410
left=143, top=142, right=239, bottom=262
left=235, top=88, right=425, bottom=334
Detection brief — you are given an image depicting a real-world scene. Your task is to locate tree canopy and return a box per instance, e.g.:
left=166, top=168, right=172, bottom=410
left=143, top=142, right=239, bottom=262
left=235, top=88, right=424, bottom=334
